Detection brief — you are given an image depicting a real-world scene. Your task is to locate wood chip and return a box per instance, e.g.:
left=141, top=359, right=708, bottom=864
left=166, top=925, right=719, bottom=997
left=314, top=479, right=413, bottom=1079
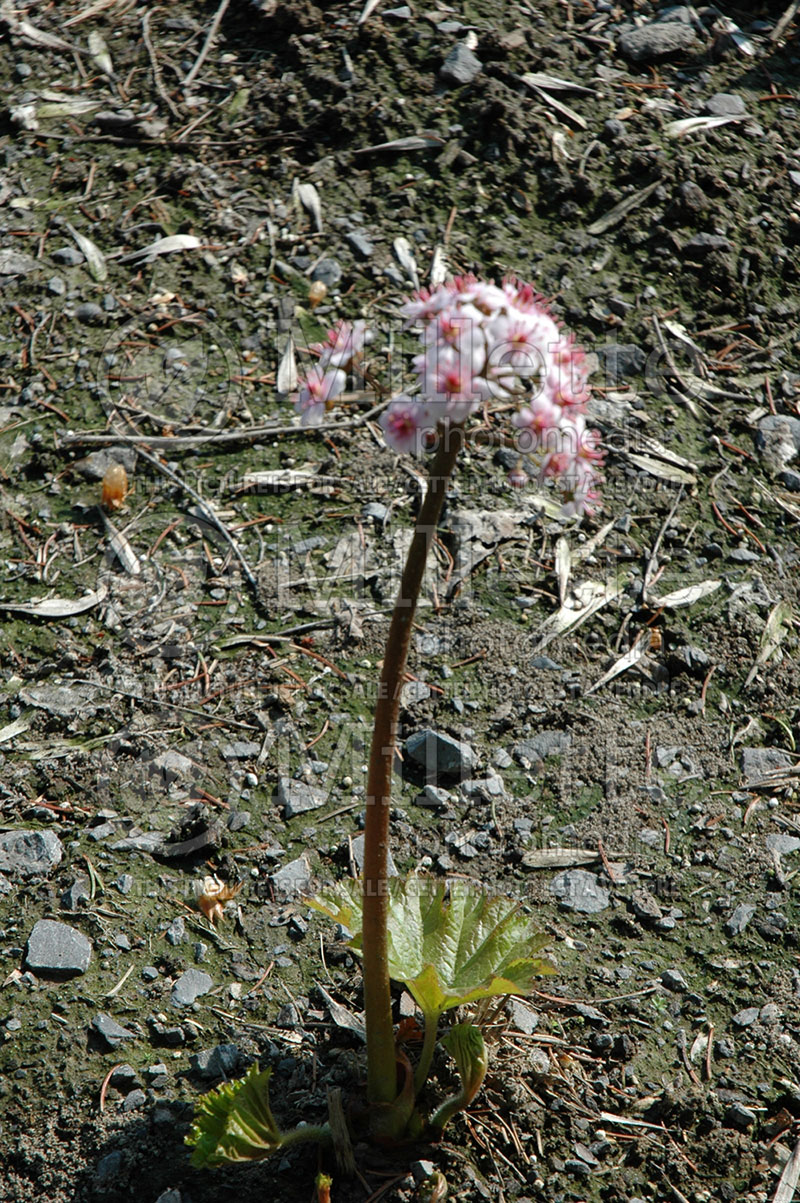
left=0, top=584, right=109, bottom=618
left=587, top=179, right=661, bottom=235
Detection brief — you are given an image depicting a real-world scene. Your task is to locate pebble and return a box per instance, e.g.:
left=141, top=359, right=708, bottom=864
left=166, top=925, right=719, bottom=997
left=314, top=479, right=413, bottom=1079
left=507, top=998, right=539, bottom=1034
left=222, top=740, right=260, bottom=759
left=704, top=93, right=747, bottom=117
left=630, top=888, right=664, bottom=924
left=766, top=834, right=800, bottom=857
left=684, top=233, right=733, bottom=255
left=25, top=919, right=92, bottom=977
left=270, top=852, right=313, bottom=896
left=60, top=878, right=90, bottom=909
left=741, top=746, right=794, bottom=784
left=277, top=777, right=327, bottom=817
left=92, top=1013, right=137, bottom=1050
left=171, top=968, right=213, bottom=1007
left=725, top=903, right=756, bottom=935
left=731, top=1006, right=760, bottom=1028
left=165, top=916, right=186, bottom=946
left=345, top=231, right=374, bottom=260
left=514, top=729, right=571, bottom=764
left=347, top=834, right=398, bottom=876
left=311, top=257, right=342, bottom=287
left=618, top=21, right=697, bottom=61
left=51, top=246, right=84, bottom=266
left=150, top=749, right=196, bottom=783
left=724, top=1103, right=757, bottom=1131
left=439, top=43, right=482, bottom=86
left=122, top=1089, right=146, bottom=1112
left=47, top=275, right=66, bottom=295
left=190, top=1043, right=241, bottom=1080
left=0, top=829, right=64, bottom=879
left=550, top=870, right=610, bottom=914
left=416, top=784, right=451, bottom=809
left=661, top=968, right=689, bottom=993
left=597, top=343, right=646, bottom=379
left=405, top=729, right=476, bottom=779
left=94, top=1150, right=124, bottom=1186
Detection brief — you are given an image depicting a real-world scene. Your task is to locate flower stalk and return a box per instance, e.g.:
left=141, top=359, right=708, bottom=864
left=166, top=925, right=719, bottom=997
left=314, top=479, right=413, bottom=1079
left=361, top=422, right=465, bottom=1113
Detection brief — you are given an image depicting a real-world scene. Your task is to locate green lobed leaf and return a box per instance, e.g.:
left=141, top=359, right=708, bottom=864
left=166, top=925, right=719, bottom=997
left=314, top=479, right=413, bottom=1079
left=186, top=1064, right=283, bottom=1167
left=311, top=876, right=553, bottom=1022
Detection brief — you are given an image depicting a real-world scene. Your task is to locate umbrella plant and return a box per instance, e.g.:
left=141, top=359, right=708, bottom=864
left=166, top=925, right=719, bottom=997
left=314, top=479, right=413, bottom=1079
left=188, top=275, right=602, bottom=1171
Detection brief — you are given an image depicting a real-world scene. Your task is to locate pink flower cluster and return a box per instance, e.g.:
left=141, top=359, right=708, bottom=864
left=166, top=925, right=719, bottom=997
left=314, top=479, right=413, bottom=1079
left=293, top=277, right=602, bottom=516
left=295, top=320, right=367, bottom=426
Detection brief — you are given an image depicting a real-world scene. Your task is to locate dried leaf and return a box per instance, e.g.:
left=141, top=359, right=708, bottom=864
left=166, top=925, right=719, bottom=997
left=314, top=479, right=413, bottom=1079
left=772, top=1137, right=800, bottom=1203
left=0, top=716, right=30, bottom=745
left=0, top=584, right=108, bottom=618
left=65, top=221, right=107, bottom=282
left=521, top=848, right=608, bottom=870
left=519, top=71, right=594, bottom=95
left=534, top=571, right=628, bottom=650
left=586, top=632, right=649, bottom=695
left=239, top=469, right=320, bottom=490
left=429, top=245, right=448, bottom=287
left=353, top=135, right=444, bottom=155
left=587, top=179, right=661, bottom=235
left=555, top=536, right=570, bottom=605
left=357, top=0, right=385, bottom=24
left=292, top=180, right=323, bottom=233
left=393, top=236, right=419, bottom=289
left=121, top=234, right=202, bottom=263
left=316, top=983, right=366, bottom=1039
left=650, top=580, right=721, bottom=609
left=744, top=599, right=793, bottom=688
left=87, top=29, right=113, bottom=75
left=626, top=453, right=697, bottom=486
left=101, top=513, right=141, bottom=576
left=524, top=81, right=587, bottom=129
left=276, top=335, right=298, bottom=394
left=666, top=115, right=744, bottom=138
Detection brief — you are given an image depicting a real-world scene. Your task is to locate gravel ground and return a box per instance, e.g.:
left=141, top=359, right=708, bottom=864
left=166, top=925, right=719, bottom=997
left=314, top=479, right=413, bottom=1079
left=1, top=2, right=800, bottom=1201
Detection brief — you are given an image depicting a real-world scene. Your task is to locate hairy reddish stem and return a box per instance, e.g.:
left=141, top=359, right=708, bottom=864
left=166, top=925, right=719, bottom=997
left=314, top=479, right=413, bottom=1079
left=361, top=422, right=465, bottom=1110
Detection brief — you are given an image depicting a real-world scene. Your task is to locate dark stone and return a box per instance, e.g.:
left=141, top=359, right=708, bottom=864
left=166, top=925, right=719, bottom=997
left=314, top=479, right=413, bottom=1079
left=0, top=830, right=63, bottom=878
left=92, top=1013, right=137, bottom=1050
left=405, top=729, right=476, bottom=779
left=597, top=343, right=646, bottom=380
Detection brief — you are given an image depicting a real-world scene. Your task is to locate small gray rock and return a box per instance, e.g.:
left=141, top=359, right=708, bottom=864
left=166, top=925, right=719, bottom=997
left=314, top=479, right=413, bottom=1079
left=631, top=888, right=664, bottom=924
left=406, top=729, right=476, bottom=779
left=165, top=916, right=186, bottom=946
left=277, top=777, right=327, bottom=818
left=725, top=903, right=756, bottom=935
left=190, top=1043, right=242, bottom=1081
left=597, top=343, right=646, bottom=380
left=731, top=1006, right=760, bottom=1028
left=52, top=246, right=84, bottom=266
left=25, top=919, right=91, bottom=976
left=704, top=93, right=747, bottom=117
left=439, top=43, right=482, bottom=86
left=171, top=968, right=213, bottom=1007
left=347, top=834, right=398, bottom=876
left=684, top=233, right=733, bottom=255
left=766, top=834, right=800, bottom=857
left=92, top=1013, right=137, bottom=1050
left=345, top=231, right=374, bottom=260
left=311, top=257, right=342, bottom=287
left=618, top=22, right=697, bottom=61
left=550, top=870, right=610, bottom=914
left=270, top=853, right=312, bottom=897
left=661, top=968, right=689, bottom=993
left=94, top=1150, right=125, bottom=1186
left=0, top=249, right=38, bottom=275
left=19, top=684, right=99, bottom=718
left=221, top=740, right=260, bottom=760
left=60, top=878, right=90, bottom=909
left=507, top=998, right=539, bottom=1034
left=724, top=1103, right=757, bottom=1131
left=75, top=302, right=106, bottom=324
left=155, top=1191, right=183, bottom=1203
left=741, top=746, right=794, bottom=784
left=514, top=730, right=571, bottom=763
left=122, top=1089, right=146, bottom=1112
